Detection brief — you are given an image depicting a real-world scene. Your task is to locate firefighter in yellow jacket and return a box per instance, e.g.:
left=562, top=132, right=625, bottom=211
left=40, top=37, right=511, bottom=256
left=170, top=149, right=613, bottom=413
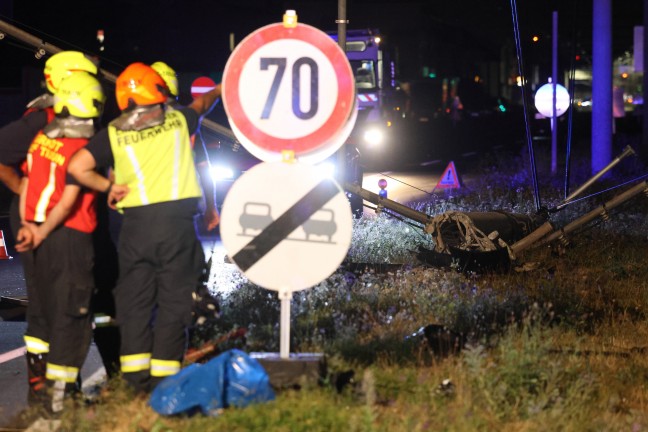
left=150, top=61, right=219, bottom=232
left=68, top=62, right=222, bottom=393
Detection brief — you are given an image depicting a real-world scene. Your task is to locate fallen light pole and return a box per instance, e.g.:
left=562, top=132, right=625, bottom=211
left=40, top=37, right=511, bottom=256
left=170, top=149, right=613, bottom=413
left=510, top=145, right=641, bottom=257
left=556, top=145, right=635, bottom=209
left=535, top=180, right=648, bottom=249
left=346, top=146, right=647, bottom=272
left=345, top=182, right=545, bottom=272
left=347, top=183, right=528, bottom=252
left=344, top=182, right=433, bottom=227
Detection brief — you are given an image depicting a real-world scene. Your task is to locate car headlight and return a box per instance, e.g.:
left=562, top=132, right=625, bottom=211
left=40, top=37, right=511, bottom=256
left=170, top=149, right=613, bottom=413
left=210, top=165, right=235, bottom=181
left=315, top=161, right=337, bottom=178
left=363, top=127, right=384, bottom=147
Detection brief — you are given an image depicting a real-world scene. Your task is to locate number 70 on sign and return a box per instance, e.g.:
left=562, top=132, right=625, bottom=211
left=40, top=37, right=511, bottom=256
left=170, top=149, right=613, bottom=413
left=223, top=23, right=356, bottom=157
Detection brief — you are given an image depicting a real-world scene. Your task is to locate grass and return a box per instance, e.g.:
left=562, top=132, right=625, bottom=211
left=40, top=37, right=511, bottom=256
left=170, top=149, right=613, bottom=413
left=51, top=145, right=648, bottom=431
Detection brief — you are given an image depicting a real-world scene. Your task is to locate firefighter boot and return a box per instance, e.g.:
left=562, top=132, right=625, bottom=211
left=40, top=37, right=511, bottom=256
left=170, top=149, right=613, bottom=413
left=26, top=352, right=48, bottom=406
left=47, top=379, right=81, bottom=415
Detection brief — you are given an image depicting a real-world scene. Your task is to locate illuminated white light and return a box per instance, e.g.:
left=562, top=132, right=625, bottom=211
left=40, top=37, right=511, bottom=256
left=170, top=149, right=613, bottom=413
left=363, top=128, right=384, bottom=146
left=315, top=161, right=336, bottom=178
left=210, top=165, right=235, bottom=181
left=534, top=83, right=570, bottom=117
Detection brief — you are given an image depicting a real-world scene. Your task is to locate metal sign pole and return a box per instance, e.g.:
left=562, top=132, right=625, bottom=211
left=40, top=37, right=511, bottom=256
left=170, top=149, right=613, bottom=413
left=551, top=11, right=558, bottom=175
left=279, top=289, right=291, bottom=359
left=335, top=0, right=348, bottom=186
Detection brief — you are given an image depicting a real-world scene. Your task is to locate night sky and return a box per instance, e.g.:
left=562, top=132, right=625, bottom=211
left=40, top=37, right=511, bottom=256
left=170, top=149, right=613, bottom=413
left=0, top=0, right=644, bottom=89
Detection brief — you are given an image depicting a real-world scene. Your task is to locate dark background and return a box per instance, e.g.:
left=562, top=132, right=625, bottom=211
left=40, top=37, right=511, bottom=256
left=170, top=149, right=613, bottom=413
left=1, top=0, right=643, bottom=86
left=0, top=1, right=645, bottom=213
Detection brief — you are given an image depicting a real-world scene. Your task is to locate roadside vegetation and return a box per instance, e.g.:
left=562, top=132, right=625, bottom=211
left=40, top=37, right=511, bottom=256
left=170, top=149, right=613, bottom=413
left=52, top=147, right=648, bottom=431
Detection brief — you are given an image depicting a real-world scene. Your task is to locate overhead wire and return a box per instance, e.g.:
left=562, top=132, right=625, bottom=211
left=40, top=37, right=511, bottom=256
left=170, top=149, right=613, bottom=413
left=509, top=0, right=542, bottom=213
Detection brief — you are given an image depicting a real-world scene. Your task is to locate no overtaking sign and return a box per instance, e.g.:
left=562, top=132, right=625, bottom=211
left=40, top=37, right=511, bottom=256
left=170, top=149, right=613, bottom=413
left=220, top=162, right=352, bottom=292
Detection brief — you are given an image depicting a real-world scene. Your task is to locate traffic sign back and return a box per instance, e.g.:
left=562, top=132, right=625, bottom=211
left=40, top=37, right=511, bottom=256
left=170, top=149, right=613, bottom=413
left=191, top=76, right=217, bottom=99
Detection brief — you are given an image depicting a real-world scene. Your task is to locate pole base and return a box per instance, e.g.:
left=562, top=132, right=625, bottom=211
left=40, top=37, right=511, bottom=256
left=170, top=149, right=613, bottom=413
left=250, top=352, right=326, bottom=389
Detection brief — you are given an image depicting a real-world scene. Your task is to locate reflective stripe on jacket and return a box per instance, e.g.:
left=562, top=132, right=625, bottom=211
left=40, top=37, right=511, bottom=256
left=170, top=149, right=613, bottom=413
left=108, top=109, right=201, bottom=209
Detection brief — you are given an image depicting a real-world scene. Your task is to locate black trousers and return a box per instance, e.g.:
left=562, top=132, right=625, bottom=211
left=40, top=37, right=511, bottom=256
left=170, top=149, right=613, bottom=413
left=116, top=198, right=203, bottom=391
left=26, top=226, right=94, bottom=372
left=15, top=194, right=122, bottom=379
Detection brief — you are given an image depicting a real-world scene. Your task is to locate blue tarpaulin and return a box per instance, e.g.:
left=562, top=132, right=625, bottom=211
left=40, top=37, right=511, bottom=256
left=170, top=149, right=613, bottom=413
left=149, top=349, right=275, bottom=416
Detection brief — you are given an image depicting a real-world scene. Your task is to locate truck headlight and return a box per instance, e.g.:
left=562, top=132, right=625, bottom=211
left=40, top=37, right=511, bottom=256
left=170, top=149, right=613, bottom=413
left=363, top=127, right=384, bottom=147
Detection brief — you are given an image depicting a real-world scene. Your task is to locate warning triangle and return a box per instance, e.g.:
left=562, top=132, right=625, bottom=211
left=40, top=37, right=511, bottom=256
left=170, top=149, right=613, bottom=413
left=0, top=230, right=13, bottom=260
left=435, top=161, right=461, bottom=190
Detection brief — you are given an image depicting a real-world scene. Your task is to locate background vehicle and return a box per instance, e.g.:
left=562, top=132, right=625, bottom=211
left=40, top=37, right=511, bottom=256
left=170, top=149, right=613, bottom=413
left=322, top=29, right=403, bottom=216
left=326, top=29, right=399, bottom=169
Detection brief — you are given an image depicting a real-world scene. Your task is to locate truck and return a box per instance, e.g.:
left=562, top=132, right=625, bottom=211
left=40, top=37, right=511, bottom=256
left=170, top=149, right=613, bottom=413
left=327, top=29, right=398, bottom=160
left=325, top=29, right=399, bottom=216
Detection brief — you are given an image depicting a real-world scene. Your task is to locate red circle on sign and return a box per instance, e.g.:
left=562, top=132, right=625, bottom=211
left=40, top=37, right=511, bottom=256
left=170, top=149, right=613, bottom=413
left=223, top=23, right=355, bottom=156
left=191, top=76, right=217, bottom=99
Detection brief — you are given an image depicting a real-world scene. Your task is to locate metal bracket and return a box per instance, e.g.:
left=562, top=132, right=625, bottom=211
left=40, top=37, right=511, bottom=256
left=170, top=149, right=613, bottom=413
left=34, top=45, right=46, bottom=59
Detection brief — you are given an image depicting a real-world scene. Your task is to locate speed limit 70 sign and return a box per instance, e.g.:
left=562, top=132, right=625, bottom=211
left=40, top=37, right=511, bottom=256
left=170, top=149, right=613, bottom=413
left=222, top=22, right=356, bottom=164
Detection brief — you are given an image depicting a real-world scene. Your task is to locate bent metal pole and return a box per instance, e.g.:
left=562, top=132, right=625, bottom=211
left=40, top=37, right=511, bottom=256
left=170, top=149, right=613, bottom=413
left=537, top=181, right=648, bottom=248
left=512, top=181, right=648, bottom=255
left=556, top=145, right=636, bottom=210
left=343, top=182, right=434, bottom=228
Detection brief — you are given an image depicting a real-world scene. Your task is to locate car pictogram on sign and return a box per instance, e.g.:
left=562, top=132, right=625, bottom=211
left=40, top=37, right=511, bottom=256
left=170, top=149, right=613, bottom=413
left=239, top=202, right=273, bottom=235
left=302, top=208, right=337, bottom=242
left=237, top=202, right=339, bottom=244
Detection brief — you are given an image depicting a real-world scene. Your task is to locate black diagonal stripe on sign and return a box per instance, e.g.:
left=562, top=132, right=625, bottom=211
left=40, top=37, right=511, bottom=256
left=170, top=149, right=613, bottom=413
left=232, top=178, right=340, bottom=272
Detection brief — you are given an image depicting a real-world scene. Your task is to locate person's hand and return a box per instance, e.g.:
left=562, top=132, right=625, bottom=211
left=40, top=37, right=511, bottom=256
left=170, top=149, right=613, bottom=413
left=15, top=225, right=35, bottom=252
left=24, top=222, right=46, bottom=250
left=203, top=206, right=220, bottom=232
left=108, top=184, right=130, bottom=210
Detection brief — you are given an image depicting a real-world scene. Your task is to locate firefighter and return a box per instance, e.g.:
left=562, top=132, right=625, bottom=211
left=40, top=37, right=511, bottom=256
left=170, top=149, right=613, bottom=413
left=0, top=51, right=109, bottom=407
left=150, top=61, right=221, bottom=327
left=67, top=62, right=222, bottom=393
left=150, top=60, right=219, bottom=231
left=15, top=71, right=106, bottom=414
left=0, top=51, right=98, bottom=234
